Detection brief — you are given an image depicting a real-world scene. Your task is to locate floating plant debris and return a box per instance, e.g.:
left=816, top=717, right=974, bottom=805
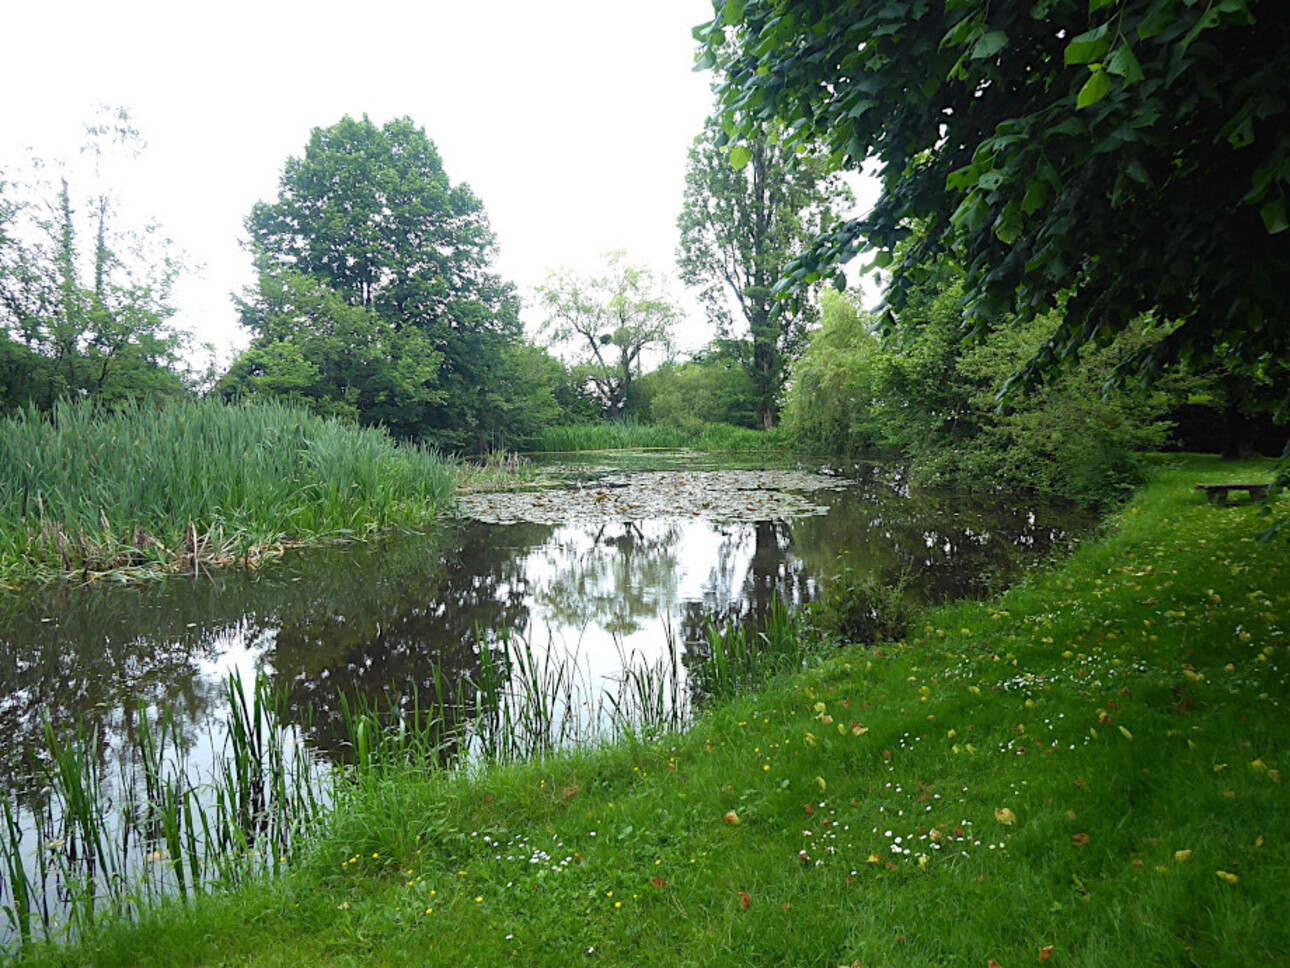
left=454, top=469, right=854, bottom=525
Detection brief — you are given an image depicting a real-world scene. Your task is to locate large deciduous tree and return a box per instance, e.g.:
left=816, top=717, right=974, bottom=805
left=537, top=252, right=678, bottom=417
left=698, top=1, right=1290, bottom=410
left=238, top=115, right=538, bottom=450
left=677, top=114, right=851, bottom=429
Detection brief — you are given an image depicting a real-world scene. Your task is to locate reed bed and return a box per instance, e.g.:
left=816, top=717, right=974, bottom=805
left=0, top=607, right=812, bottom=952
left=526, top=421, right=786, bottom=454
left=0, top=399, right=455, bottom=587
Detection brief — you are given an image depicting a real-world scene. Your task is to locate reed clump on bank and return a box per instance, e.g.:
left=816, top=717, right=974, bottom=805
left=0, top=399, right=455, bottom=588
left=527, top=420, right=786, bottom=454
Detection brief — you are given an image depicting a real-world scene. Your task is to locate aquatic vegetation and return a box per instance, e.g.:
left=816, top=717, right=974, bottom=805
left=455, top=468, right=852, bottom=525
left=525, top=421, right=785, bottom=454
left=0, top=398, right=454, bottom=588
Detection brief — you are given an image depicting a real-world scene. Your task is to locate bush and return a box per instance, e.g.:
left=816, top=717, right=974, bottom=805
left=784, top=281, right=1176, bottom=506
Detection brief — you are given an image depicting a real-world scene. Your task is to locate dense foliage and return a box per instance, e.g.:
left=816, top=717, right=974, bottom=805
left=630, top=342, right=759, bottom=431
left=227, top=116, right=555, bottom=451
left=784, top=287, right=1174, bottom=505
left=700, top=1, right=1290, bottom=405
left=677, top=114, right=851, bottom=428
left=0, top=114, right=189, bottom=412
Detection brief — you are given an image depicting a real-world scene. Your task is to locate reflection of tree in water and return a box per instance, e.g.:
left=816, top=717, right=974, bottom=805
left=790, top=472, right=1091, bottom=605
left=533, top=521, right=683, bottom=637
left=266, top=521, right=553, bottom=763
left=0, top=519, right=555, bottom=792
left=0, top=582, right=235, bottom=801
left=679, top=519, right=812, bottom=676
left=680, top=471, right=1088, bottom=677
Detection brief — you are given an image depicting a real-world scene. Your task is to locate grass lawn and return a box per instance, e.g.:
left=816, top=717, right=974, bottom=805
left=21, top=455, right=1288, bottom=967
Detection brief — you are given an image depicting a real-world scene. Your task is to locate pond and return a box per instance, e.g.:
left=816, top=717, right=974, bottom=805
left=1, top=455, right=1087, bottom=784
left=0, top=453, right=1090, bottom=944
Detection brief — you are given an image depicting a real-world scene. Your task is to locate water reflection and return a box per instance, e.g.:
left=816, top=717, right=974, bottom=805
left=0, top=463, right=1089, bottom=788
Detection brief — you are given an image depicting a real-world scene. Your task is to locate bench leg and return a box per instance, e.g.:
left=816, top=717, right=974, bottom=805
left=1208, top=490, right=1227, bottom=505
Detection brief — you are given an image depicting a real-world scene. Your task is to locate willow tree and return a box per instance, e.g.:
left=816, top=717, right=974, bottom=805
left=677, top=115, right=851, bottom=429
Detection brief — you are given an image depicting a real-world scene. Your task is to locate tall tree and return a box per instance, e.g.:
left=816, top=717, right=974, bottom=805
left=241, top=115, right=533, bottom=450
left=677, top=115, right=851, bottom=429
left=698, top=1, right=1290, bottom=408
left=0, top=110, right=187, bottom=412
left=537, top=252, right=678, bottom=416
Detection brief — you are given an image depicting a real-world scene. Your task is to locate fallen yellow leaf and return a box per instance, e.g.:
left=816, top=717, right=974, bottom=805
left=1215, top=870, right=1239, bottom=885
left=995, top=807, right=1017, bottom=825
left=1175, top=849, right=1192, bottom=864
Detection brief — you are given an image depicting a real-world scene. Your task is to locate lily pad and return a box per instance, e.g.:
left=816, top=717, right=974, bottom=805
left=455, top=469, right=853, bottom=526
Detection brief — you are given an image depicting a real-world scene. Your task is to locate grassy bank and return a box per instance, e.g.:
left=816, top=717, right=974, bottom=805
left=526, top=421, right=786, bottom=454
left=0, top=400, right=454, bottom=588
left=19, top=455, right=1289, bottom=966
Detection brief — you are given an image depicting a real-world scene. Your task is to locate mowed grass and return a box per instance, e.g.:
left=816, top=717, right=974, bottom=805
left=0, top=399, right=454, bottom=587
left=21, top=455, right=1288, bottom=967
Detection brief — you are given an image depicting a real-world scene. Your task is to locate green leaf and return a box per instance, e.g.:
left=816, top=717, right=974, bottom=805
left=995, top=203, right=1023, bottom=244
left=1077, top=68, right=1112, bottom=110
left=947, top=165, right=980, bottom=191
left=722, top=0, right=746, bottom=27
left=1065, top=25, right=1110, bottom=65
left=1089, top=0, right=1117, bottom=11
left=873, top=250, right=894, bottom=269
left=1107, top=46, right=1145, bottom=83
left=1022, top=179, right=1049, bottom=214
left=951, top=192, right=990, bottom=232
left=729, top=145, right=753, bottom=170
left=1228, top=115, right=1255, bottom=149
left=971, top=31, right=1008, bottom=60
left=1125, top=158, right=1152, bottom=186
left=832, top=271, right=848, bottom=291
left=1137, top=1, right=1175, bottom=40
left=1261, top=197, right=1288, bottom=234
left=940, top=16, right=979, bottom=50
left=978, top=170, right=1005, bottom=191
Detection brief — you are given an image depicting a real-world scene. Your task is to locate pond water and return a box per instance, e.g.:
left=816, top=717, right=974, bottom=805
left=0, top=453, right=1094, bottom=945
left=0, top=455, right=1089, bottom=791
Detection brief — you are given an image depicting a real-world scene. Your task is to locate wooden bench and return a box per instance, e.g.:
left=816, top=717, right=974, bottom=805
left=1195, top=483, right=1271, bottom=504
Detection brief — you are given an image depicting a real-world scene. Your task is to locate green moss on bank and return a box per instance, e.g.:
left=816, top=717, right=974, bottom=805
left=21, top=455, right=1288, bottom=967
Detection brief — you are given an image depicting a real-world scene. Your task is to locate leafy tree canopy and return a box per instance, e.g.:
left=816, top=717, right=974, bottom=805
left=678, top=113, right=851, bottom=428
left=537, top=252, right=679, bottom=417
left=699, top=0, right=1290, bottom=403
left=240, top=115, right=532, bottom=450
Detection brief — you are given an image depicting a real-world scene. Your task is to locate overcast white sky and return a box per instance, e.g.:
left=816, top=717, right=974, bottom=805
left=0, top=0, right=875, bottom=366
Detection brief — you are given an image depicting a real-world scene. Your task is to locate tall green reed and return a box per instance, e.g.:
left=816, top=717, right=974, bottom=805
left=524, top=421, right=786, bottom=454
left=0, top=398, right=454, bottom=587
